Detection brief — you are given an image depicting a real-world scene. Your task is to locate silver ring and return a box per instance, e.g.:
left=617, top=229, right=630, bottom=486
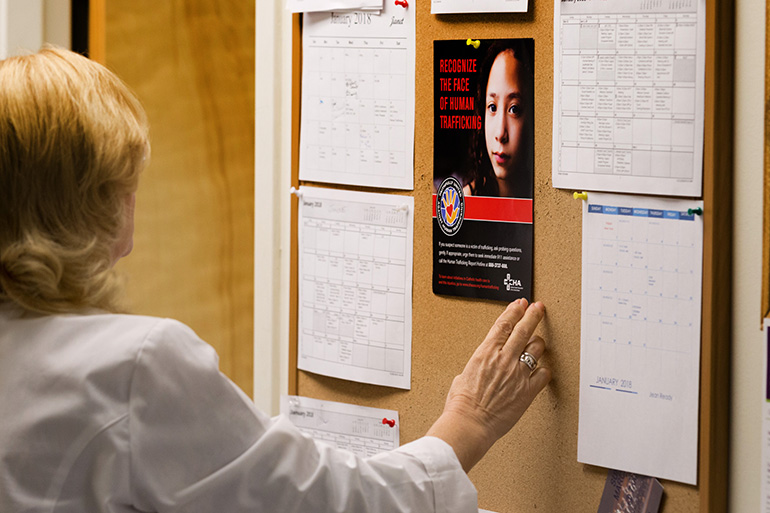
left=519, top=352, right=538, bottom=371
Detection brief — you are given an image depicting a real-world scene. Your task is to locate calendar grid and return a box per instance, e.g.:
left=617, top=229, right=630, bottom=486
left=581, top=199, right=701, bottom=391
left=301, top=32, right=413, bottom=189
left=557, top=11, right=698, bottom=179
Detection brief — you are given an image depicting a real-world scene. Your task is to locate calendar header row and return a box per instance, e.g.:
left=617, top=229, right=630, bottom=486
left=588, top=203, right=695, bottom=220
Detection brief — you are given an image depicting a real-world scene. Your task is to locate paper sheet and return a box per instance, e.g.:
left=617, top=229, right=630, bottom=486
left=578, top=192, right=703, bottom=484
left=552, top=0, right=705, bottom=196
left=286, top=0, right=382, bottom=13
left=281, top=395, right=399, bottom=456
left=431, top=0, right=527, bottom=14
left=760, top=319, right=770, bottom=513
left=299, top=2, right=415, bottom=190
left=297, top=186, right=413, bottom=389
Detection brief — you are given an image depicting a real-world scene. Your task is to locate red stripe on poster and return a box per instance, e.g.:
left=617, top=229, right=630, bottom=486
left=432, top=194, right=533, bottom=224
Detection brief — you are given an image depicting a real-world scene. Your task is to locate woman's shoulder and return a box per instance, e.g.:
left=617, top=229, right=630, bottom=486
left=462, top=175, right=500, bottom=197
left=64, top=313, right=219, bottom=385
left=0, top=306, right=215, bottom=375
left=0, top=310, right=213, bottom=415
left=84, top=313, right=208, bottom=357
left=12, top=310, right=207, bottom=360
left=65, top=311, right=192, bottom=339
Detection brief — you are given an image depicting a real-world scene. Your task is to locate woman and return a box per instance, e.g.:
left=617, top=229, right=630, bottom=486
left=464, top=40, right=535, bottom=198
left=0, top=47, right=551, bottom=512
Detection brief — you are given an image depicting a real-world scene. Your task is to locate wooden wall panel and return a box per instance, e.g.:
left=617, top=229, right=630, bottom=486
left=105, top=1, right=255, bottom=396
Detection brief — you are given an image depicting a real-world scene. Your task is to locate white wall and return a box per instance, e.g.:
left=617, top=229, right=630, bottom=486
left=0, top=0, right=70, bottom=59
left=6, top=0, right=43, bottom=55
left=731, top=0, right=766, bottom=510
left=42, top=0, right=70, bottom=50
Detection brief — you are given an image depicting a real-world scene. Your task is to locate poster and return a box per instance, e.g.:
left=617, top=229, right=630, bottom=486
left=433, top=39, right=534, bottom=301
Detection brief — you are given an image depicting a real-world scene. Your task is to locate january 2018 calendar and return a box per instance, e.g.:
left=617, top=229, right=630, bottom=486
left=297, top=186, right=413, bottom=389
left=281, top=395, right=399, bottom=457
left=578, top=192, right=703, bottom=485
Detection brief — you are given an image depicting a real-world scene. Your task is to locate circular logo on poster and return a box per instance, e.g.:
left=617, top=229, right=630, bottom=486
left=436, top=176, right=465, bottom=236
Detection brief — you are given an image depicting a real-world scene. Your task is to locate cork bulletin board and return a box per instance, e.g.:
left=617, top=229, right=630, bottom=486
left=289, top=1, right=734, bottom=511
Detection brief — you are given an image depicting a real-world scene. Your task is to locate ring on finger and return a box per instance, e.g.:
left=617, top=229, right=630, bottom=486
left=519, top=351, right=538, bottom=371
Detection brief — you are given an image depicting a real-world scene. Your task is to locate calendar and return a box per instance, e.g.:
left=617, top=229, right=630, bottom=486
left=297, top=186, right=413, bottom=389
left=578, top=192, right=703, bottom=484
left=281, top=395, right=399, bottom=457
left=300, top=2, right=415, bottom=190
left=286, top=0, right=383, bottom=13
left=431, top=0, right=527, bottom=14
left=552, top=0, right=705, bottom=197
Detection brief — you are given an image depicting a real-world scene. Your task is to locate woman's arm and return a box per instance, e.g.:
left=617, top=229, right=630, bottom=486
left=427, top=299, right=551, bottom=472
left=127, top=301, right=549, bottom=512
left=128, top=319, right=477, bottom=513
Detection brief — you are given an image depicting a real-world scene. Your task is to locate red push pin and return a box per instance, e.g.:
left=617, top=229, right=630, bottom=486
left=395, top=0, right=408, bottom=7
left=382, top=418, right=396, bottom=427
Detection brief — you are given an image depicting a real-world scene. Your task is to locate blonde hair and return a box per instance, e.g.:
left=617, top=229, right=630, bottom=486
left=0, top=47, right=149, bottom=314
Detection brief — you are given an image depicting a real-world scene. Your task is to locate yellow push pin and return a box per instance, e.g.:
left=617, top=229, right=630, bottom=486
left=466, top=38, right=480, bottom=49
left=573, top=191, right=588, bottom=201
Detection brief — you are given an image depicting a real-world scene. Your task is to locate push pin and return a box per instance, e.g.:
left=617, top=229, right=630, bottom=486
left=466, top=39, right=480, bottom=49
left=687, top=207, right=702, bottom=216
left=395, top=0, right=408, bottom=7
left=382, top=418, right=396, bottom=428
left=573, top=191, right=588, bottom=201
left=290, top=186, right=303, bottom=199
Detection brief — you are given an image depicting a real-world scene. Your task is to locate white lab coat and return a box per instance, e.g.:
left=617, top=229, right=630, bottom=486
left=0, top=303, right=478, bottom=512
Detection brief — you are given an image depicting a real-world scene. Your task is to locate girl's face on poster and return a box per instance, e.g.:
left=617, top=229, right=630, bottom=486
left=484, top=50, right=528, bottom=182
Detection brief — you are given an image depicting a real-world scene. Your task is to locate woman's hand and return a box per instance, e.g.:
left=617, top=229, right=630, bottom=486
left=426, top=299, right=551, bottom=472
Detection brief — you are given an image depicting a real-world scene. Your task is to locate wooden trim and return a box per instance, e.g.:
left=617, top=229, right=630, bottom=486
left=699, top=0, right=734, bottom=511
left=288, top=13, right=302, bottom=396
left=763, top=0, right=770, bottom=323
left=87, top=0, right=105, bottom=64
